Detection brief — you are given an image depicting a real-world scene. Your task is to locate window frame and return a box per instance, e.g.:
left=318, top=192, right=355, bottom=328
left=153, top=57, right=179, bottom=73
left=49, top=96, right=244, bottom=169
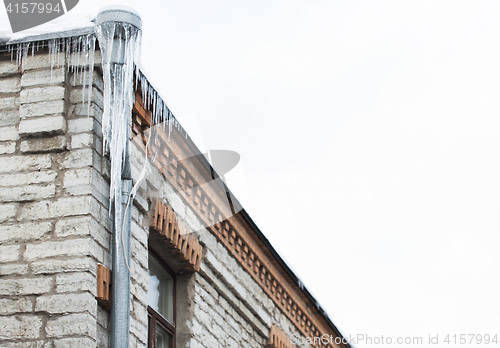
left=148, top=248, right=176, bottom=348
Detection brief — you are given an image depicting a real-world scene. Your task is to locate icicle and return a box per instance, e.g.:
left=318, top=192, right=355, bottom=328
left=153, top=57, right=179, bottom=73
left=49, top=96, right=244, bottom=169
left=134, top=68, right=182, bottom=146
left=96, top=20, right=142, bottom=244
left=66, top=37, right=71, bottom=73
left=4, top=23, right=192, bottom=231
left=86, top=36, right=96, bottom=116
left=8, top=31, right=97, bottom=130
left=48, top=39, right=55, bottom=73
left=80, top=36, right=88, bottom=107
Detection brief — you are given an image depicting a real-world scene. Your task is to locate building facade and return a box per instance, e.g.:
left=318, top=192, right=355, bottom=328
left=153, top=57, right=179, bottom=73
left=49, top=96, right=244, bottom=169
left=0, top=11, right=348, bottom=348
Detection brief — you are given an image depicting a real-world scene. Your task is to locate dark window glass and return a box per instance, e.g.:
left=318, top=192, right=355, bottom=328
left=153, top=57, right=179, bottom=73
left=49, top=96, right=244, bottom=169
left=156, top=324, right=172, bottom=348
left=148, top=255, right=174, bottom=323
left=147, top=252, right=175, bottom=348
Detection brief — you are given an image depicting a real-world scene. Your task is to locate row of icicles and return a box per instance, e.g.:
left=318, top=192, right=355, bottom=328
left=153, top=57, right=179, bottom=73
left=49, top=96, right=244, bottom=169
left=8, top=33, right=185, bottom=135
left=7, top=31, right=188, bottom=221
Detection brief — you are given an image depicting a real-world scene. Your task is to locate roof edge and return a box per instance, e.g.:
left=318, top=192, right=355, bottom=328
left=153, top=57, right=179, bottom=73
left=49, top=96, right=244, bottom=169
left=136, top=67, right=350, bottom=345
left=0, top=29, right=350, bottom=345
left=7, top=26, right=95, bottom=45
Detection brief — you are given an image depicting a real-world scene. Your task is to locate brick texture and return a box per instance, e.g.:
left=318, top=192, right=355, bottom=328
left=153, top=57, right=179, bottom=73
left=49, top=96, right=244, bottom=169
left=0, top=44, right=333, bottom=348
left=0, top=50, right=106, bottom=348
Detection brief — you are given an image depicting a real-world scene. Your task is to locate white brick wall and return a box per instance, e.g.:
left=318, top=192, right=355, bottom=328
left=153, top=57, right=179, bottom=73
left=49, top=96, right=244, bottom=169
left=0, top=47, right=316, bottom=348
left=0, top=277, right=53, bottom=295
left=0, top=221, right=52, bottom=243
left=0, top=50, right=109, bottom=347
left=0, top=60, right=18, bottom=75
left=46, top=313, right=97, bottom=338
left=0, top=108, right=19, bottom=126
left=24, top=238, right=103, bottom=262
left=54, top=337, right=95, bottom=348
left=20, top=86, right=65, bottom=104
left=21, top=68, right=65, bottom=87
left=0, top=315, right=44, bottom=339
left=0, top=154, right=52, bottom=173
left=0, top=203, right=18, bottom=222
left=35, top=292, right=97, bottom=315
left=20, top=100, right=65, bottom=118
left=31, top=257, right=97, bottom=276
left=0, top=126, right=20, bottom=141
left=0, top=141, right=17, bottom=154
left=0, top=297, right=33, bottom=315
left=0, top=245, right=21, bottom=262
left=0, top=77, right=21, bottom=93
left=0, top=170, right=57, bottom=186
left=70, top=87, right=103, bottom=109
left=18, top=115, right=66, bottom=135
left=21, top=52, right=65, bottom=70
left=0, top=184, right=56, bottom=201
left=0, top=96, right=20, bottom=109
left=0, top=263, right=29, bottom=276
left=20, top=136, right=67, bottom=153
left=19, top=196, right=101, bottom=221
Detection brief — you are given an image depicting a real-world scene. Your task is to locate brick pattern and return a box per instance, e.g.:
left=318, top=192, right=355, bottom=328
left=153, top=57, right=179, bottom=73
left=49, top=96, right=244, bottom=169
left=266, top=324, right=295, bottom=348
left=150, top=199, right=202, bottom=272
left=0, top=45, right=343, bottom=348
left=127, top=195, right=150, bottom=348
left=132, top=98, right=341, bottom=348
left=187, top=271, right=268, bottom=348
left=0, top=49, right=114, bottom=347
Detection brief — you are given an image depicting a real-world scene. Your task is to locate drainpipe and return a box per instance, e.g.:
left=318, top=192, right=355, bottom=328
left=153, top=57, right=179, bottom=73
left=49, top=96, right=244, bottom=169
left=95, top=8, right=141, bottom=348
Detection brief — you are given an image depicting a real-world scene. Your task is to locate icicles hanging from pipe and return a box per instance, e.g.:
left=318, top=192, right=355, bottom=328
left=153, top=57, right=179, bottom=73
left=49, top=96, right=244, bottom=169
left=94, top=9, right=143, bottom=348
left=95, top=12, right=142, bottom=237
left=6, top=17, right=187, bottom=212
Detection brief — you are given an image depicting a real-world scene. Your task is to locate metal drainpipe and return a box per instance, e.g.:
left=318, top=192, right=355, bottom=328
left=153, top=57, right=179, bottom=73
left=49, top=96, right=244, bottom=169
left=95, top=8, right=141, bottom=348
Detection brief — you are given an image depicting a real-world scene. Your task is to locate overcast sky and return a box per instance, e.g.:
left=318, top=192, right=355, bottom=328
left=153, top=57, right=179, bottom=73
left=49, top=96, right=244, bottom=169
left=2, top=1, right=500, bottom=346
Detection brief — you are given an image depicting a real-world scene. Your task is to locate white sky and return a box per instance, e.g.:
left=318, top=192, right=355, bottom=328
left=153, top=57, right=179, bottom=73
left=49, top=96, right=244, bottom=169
left=2, top=1, right=500, bottom=347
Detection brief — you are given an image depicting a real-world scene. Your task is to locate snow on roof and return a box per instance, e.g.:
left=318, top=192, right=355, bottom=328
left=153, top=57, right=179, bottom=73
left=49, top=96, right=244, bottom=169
left=0, top=11, right=94, bottom=44
left=97, top=5, right=141, bottom=18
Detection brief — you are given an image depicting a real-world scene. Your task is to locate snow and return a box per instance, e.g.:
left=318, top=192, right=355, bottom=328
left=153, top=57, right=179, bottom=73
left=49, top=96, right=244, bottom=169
left=97, top=5, right=141, bottom=19
left=0, top=11, right=95, bottom=43
left=95, top=20, right=142, bottom=243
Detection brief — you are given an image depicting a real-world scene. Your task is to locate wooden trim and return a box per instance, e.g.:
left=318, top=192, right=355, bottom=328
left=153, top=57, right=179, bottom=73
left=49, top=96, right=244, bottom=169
left=149, top=249, right=177, bottom=327
left=266, top=324, right=295, bottom=348
left=148, top=307, right=175, bottom=348
left=148, top=251, right=177, bottom=348
left=97, top=264, right=111, bottom=311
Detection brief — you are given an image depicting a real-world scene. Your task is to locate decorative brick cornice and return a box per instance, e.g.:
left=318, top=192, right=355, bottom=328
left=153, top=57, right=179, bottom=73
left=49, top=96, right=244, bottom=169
left=266, top=325, right=295, bottom=348
left=132, top=93, right=344, bottom=348
left=150, top=199, right=202, bottom=272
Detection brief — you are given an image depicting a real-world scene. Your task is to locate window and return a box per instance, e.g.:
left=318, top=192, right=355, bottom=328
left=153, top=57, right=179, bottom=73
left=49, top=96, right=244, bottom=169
left=148, top=251, right=176, bottom=348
